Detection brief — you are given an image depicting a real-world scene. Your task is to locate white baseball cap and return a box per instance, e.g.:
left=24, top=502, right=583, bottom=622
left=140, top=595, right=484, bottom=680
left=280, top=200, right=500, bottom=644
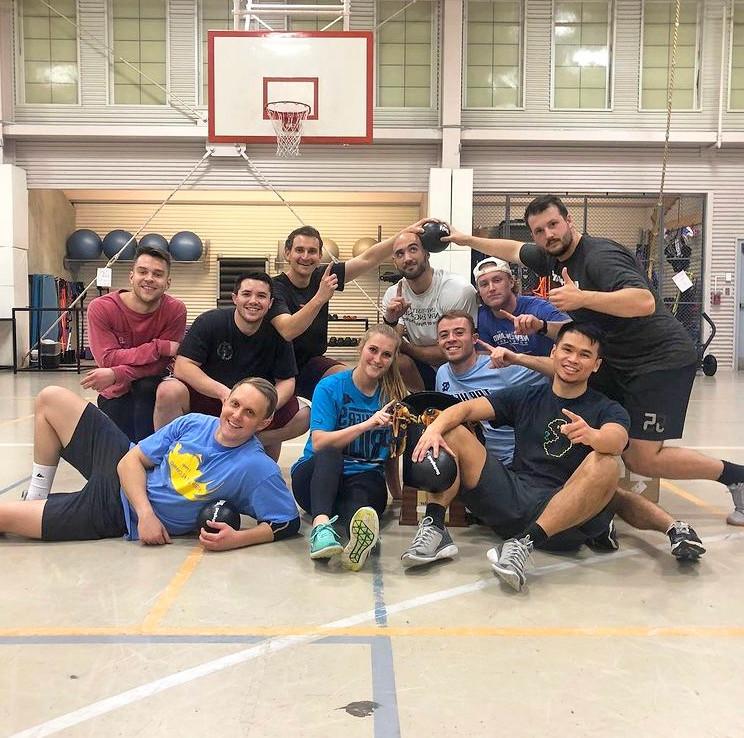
left=472, top=256, right=513, bottom=281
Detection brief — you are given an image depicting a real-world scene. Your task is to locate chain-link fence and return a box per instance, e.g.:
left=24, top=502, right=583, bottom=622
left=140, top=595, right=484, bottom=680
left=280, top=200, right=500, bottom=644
left=472, top=192, right=706, bottom=345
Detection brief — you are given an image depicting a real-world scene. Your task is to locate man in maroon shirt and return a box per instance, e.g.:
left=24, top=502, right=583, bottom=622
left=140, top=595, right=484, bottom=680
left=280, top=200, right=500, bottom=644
left=82, top=245, right=187, bottom=442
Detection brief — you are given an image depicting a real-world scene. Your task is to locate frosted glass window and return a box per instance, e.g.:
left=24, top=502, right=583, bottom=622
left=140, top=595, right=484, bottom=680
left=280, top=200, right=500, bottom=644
left=730, top=1, right=744, bottom=109
left=200, top=0, right=232, bottom=104
left=288, top=0, right=340, bottom=31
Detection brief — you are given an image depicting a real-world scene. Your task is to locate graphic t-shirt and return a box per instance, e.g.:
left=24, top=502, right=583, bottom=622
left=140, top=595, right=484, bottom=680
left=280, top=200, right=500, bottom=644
left=436, top=355, right=547, bottom=464
left=381, top=269, right=478, bottom=346
left=178, top=308, right=296, bottom=387
left=477, top=295, right=568, bottom=356
left=293, top=370, right=391, bottom=477
left=120, top=414, right=298, bottom=540
left=487, top=383, right=630, bottom=492
left=520, top=237, right=697, bottom=375
left=272, top=262, right=346, bottom=370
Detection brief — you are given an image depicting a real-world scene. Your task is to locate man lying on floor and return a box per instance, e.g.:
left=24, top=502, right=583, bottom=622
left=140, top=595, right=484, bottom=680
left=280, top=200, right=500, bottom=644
left=0, top=377, right=299, bottom=550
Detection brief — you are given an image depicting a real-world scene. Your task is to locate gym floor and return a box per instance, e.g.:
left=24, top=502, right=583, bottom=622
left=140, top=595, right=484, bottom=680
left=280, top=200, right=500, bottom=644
left=0, top=370, right=742, bottom=737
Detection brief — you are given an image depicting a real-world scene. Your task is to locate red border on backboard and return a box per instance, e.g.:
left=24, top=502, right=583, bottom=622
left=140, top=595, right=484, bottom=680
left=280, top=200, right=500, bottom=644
left=207, top=31, right=373, bottom=145
left=262, top=77, right=319, bottom=120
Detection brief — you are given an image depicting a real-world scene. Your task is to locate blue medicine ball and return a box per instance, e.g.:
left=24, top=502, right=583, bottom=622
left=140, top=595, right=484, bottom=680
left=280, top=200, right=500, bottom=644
left=138, top=233, right=169, bottom=253
left=66, top=229, right=102, bottom=260
left=102, top=230, right=137, bottom=260
left=169, top=231, right=203, bottom=261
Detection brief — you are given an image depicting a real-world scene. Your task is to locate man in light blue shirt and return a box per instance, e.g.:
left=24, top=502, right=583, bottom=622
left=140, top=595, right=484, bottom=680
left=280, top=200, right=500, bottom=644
left=401, top=310, right=546, bottom=568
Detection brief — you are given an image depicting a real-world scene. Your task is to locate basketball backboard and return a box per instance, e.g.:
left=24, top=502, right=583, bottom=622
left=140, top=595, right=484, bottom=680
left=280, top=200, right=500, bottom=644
left=208, top=31, right=373, bottom=145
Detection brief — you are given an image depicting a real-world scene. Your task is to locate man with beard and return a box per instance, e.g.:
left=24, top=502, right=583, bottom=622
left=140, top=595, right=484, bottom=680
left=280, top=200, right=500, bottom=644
left=153, top=271, right=304, bottom=460
left=445, top=195, right=744, bottom=526
left=381, top=231, right=478, bottom=391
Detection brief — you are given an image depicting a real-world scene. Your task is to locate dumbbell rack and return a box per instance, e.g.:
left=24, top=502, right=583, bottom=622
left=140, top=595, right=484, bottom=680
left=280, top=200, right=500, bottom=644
left=326, top=316, right=369, bottom=357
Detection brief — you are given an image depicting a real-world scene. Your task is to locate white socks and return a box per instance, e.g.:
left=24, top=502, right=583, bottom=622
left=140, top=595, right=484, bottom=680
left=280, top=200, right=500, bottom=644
left=23, top=463, right=58, bottom=501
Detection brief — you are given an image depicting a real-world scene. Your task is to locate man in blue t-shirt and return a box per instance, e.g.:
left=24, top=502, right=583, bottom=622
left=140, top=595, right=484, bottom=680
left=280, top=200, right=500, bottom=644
left=0, top=378, right=300, bottom=550
left=409, top=323, right=705, bottom=591
left=473, top=256, right=569, bottom=356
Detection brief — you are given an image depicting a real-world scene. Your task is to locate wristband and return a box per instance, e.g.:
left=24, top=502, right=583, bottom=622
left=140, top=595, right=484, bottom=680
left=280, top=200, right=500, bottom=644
left=537, top=319, right=548, bottom=335
left=383, top=315, right=398, bottom=327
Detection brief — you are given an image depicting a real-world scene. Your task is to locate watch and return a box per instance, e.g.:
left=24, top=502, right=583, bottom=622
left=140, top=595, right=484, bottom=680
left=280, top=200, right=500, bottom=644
left=537, top=319, right=548, bottom=335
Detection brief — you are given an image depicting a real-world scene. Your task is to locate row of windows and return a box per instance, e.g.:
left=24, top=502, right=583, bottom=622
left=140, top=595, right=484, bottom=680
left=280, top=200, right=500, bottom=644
left=14, top=0, right=744, bottom=111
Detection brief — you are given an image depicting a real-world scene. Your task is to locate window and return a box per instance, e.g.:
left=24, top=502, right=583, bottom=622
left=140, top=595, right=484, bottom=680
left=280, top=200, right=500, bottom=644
left=641, top=0, right=701, bottom=110
left=200, top=0, right=233, bottom=105
left=111, top=0, right=167, bottom=105
left=376, top=0, right=434, bottom=108
left=552, top=0, right=613, bottom=109
left=19, top=0, right=79, bottom=104
left=465, top=0, right=523, bottom=108
left=730, top=1, right=744, bottom=109
left=288, top=0, right=340, bottom=31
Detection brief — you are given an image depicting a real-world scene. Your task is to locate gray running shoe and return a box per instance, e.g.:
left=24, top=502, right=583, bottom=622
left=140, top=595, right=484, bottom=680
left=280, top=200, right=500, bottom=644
left=667, top=521, right=706, bottom=561
left=400, top=516, right=458, bottom=568
left=727, top=483, right=744, bottom=526
left=489, top=535, right=534, bottom=592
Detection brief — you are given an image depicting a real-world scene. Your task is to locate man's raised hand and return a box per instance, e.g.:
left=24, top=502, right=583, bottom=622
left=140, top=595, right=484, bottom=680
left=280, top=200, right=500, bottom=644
left=474, top=338, right=517, bottom=369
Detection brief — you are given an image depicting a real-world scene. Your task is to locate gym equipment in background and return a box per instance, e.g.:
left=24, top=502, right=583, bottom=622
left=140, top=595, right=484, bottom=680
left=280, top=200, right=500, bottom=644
left=139, top=233, right=170, bottom=253
left=66, top=229, right=102, bottom=260
left=102, top=230, right=137, bottom=260
left=169, top=231, right=203, bottom=261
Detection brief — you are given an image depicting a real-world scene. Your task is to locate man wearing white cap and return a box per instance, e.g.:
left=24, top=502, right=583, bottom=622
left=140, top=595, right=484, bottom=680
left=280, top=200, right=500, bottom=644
left=473, top=256, right=569, bottom=357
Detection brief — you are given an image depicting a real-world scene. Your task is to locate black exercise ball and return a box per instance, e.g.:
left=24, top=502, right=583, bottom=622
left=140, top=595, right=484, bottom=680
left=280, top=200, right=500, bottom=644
left=169, top=230, right=203, bottom=261
left=420, top=221, right=450, bottom=253
left=102, top=229, right=137, bottom=260
left=402, top=423, right=458, bottom=493
left=702, top=354, right=718, bottom=376
left=138, top=233, right=169, bottom=253
left=66, top=229, right=102, bottom=260
left=196, top=499, right=241, bottom=533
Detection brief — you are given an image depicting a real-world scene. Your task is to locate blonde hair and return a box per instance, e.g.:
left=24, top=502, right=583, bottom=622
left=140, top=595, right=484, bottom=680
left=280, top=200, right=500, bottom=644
left=357, top=324, right=407, bottom=404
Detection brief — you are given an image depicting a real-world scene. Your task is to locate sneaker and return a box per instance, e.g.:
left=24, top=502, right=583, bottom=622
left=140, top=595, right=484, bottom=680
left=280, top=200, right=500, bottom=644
left=726, top=483, right=744, bottom=526
left=667, top=521, right=706, bottom=561
left=400, top=516, right=458, bottom=568
left=489, top=535, right=534, bottom=592
left=585, top=518, right=619, bottom=552
left=309, top=516, right=343, bottom=559
left=341, top=507, right=379, bottom=572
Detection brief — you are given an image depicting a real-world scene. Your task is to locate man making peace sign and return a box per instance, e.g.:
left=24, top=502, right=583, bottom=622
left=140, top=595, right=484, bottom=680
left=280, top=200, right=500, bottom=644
left=445, top=194, right=744, bottom=526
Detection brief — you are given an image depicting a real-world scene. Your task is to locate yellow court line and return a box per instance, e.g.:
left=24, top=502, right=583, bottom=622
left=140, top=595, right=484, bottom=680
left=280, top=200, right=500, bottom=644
left=660, top=480, right=727, bottom=516
left=3, top=625, right=744, bottom=639
left=0, top=414, right=33, bottom=427
left=140, top=545, right=205, bottom=631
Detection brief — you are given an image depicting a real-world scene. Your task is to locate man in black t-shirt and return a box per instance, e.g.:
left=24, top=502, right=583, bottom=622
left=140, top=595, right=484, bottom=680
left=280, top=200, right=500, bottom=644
left=268, top=222, right=427, bottom=400
left=412, top=323, right=705, bottom=592
left=153, top=271, right=307, bottom=460
left=445, top=195, right=744, bottom=526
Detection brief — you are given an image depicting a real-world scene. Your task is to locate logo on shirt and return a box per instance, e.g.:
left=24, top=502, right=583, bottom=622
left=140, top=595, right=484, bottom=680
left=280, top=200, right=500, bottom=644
left=168, top=442, right=218, bottom=500
left=217, top=341, right=233, bottom=361
left=543, top=418, right=572, bottom=458
left=441, top=381, right=450, bottom=391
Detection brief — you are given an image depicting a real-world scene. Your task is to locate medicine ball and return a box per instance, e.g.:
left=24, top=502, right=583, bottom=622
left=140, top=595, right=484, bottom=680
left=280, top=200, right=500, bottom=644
left=138, top=233, right=169, bottom=253
left=169, top=231, right=203, bottom=261
left=196, top=499, right=241, bottom=533
left=102, top=229, right=137, bottom=260
left=402, top=422, right=458, bottom=493
left=420, top=221, right=450, bottom=253
left=319, top=238, right=340, bottom=264
left=66, top=229, right=102, bottom=260
left=352, top=237, right=377, bottom=257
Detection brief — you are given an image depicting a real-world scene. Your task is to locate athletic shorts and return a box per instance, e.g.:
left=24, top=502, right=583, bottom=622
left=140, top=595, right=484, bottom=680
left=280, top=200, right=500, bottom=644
left=41, top=404, right=129, bottom=541
left=296, top=355, right=344, bottom=400
left=187, top=385, right=301, bottom=432
left=460, top=454, right=612, bottom=551
left=412, top=358, right=437, bottom=392
left=590, top=362, right=697, bottom=441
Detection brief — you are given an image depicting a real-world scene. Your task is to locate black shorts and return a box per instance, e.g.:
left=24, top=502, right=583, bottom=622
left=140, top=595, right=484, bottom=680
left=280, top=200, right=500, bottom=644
left=590, top=362, right=697, bottom=441
left=41, top=404, right=130, bottom=541
left=296, top=355, right=345, bottom=400
left=460, top=454, right=612, bottom=551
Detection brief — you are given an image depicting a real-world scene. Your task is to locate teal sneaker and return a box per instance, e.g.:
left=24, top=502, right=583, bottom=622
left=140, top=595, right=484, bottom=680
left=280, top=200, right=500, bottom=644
left=341, top=507, right=379, bottom=571
left=309, top=516, right=343, bottom=559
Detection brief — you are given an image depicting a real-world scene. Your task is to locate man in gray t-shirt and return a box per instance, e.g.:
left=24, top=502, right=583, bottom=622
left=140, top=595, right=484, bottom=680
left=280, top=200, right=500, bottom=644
left=381, top=231, right=477, bottom=392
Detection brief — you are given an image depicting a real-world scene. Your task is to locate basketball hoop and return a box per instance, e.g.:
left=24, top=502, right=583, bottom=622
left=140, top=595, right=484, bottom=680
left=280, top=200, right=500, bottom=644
left=265, top=101, right=310, bottom=157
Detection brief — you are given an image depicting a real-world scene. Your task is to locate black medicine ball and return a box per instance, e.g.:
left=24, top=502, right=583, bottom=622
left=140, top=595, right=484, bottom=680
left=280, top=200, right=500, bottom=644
left=197, top=499, right=241, bottom=533
left=420, top=221, right=451, bottom=253
left=402, top=423, right=458, bottom=493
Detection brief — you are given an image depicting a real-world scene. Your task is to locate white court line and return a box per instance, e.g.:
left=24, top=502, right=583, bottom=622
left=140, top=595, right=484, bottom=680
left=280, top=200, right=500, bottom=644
left=10, top=530, right=744, bottom=738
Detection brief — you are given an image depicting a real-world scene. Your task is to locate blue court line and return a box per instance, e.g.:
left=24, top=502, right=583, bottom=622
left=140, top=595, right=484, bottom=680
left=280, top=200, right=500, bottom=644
left=371, top=545, right=388, bottom=626
left=0, top=476, right=30, bottom=498
left=0, top=635, right=267, bottom=645
left=316, top=636, right=401, bottom=738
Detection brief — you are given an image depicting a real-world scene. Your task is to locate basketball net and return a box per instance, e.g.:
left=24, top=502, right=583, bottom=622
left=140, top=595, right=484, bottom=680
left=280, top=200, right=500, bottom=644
left=265, top=101, right=310, bottom=157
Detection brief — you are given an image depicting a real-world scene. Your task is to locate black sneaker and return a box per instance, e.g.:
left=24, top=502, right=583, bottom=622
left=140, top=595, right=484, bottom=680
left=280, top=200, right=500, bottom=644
left=667, top=521, right=706, bottom=561
left=585, top=518, right=619, bottom=552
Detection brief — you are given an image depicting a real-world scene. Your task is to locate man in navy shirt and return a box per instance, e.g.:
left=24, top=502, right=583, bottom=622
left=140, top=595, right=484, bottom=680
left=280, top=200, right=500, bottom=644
left=411, top=323, right=705, bottom=592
